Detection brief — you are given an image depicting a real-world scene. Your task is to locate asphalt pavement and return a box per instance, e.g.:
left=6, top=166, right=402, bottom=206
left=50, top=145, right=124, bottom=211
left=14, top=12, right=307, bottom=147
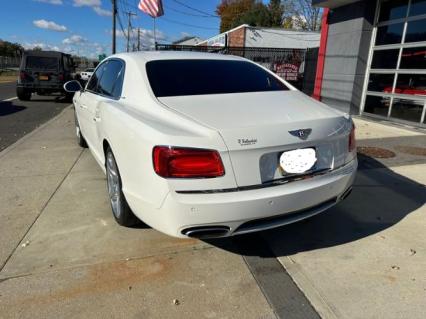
left=0, top=82, right=71, bottom=151
left=0, top=82, right=17, bottom=101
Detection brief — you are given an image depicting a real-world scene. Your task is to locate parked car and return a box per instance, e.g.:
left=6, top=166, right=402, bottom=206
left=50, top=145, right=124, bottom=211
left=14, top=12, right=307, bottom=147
left=80, top=68, right=94, bottom=81
left=17, top=50, right=76, bottom=101
left=64, top=52, right=357, bottom=239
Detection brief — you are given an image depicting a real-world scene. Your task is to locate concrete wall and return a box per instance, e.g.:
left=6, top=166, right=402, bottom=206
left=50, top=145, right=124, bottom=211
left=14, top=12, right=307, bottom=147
left=321, top=0, right=376, bottom=114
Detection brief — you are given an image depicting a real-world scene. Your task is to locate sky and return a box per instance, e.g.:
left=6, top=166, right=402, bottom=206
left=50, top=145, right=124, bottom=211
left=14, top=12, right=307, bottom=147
left=0, top=0, right=228, bottom=58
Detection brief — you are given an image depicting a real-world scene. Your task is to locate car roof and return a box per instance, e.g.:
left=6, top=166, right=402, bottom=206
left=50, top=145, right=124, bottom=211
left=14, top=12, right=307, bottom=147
left=110, top=51, right=245, bottom=64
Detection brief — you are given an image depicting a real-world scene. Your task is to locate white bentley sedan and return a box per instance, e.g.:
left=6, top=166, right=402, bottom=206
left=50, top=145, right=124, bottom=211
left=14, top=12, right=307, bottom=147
left=64, top=51, right=357, bottom=239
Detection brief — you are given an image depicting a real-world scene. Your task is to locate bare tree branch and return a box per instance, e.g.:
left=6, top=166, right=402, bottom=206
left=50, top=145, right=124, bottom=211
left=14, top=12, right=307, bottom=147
left=283, top=0, right=322, bottom=31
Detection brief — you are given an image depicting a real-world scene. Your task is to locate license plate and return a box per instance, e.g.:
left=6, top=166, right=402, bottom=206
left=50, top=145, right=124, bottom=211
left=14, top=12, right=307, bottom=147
left=39, top=75, right=49, bottom=80
left=279, top=148, right=317, bottom=174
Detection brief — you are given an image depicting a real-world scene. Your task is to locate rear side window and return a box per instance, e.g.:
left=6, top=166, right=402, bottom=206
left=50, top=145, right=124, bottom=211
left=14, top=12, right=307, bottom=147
left=26, top=56, right=58, bottom=70
left=97, top=60, right=125, bottom=98
left=146, top=59, right=289, bottom=97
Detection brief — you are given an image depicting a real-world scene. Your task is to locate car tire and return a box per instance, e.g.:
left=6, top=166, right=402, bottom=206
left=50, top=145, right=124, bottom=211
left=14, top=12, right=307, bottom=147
left=65, top=92, right=74, bottom=103
left=105, top=147, right=139, bottom=227
left=74, top=110, right=87, bottom=148
left=17, top=87, right=31, bottom=101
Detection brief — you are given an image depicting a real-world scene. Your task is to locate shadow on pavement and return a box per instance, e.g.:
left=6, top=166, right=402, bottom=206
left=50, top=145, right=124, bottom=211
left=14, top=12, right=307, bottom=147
left=29, top=95, right=72, bottom=103
left=206, top=155, right=426, bottom=257
left=0, top=101, right=26, bottom=116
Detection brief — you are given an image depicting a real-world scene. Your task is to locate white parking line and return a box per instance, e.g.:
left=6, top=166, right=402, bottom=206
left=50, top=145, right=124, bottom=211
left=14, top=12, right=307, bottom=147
left=1, top=97, right=17, bottom=102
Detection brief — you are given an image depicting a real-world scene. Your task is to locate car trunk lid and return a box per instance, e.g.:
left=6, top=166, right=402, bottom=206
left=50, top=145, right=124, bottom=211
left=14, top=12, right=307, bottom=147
left=158, top=91, right=351, bottom=187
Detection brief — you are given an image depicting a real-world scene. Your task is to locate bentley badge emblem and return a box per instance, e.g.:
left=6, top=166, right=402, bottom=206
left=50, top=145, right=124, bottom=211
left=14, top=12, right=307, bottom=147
left=288, top=128, right=312, bottom=140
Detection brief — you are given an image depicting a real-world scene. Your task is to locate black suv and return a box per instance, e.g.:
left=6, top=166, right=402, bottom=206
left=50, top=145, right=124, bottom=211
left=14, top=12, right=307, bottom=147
left=17, top=50, right=76, bottom=101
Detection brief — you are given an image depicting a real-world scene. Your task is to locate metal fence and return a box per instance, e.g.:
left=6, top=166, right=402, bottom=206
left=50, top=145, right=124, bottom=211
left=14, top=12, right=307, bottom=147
left=0, top=56, right=20, bottom=71
left=155, top=44, right=319, bottom=96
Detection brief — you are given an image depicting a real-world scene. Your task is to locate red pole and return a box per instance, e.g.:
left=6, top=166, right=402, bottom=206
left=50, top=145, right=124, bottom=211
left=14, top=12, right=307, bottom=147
left=313, top=8, right=330, bottom=101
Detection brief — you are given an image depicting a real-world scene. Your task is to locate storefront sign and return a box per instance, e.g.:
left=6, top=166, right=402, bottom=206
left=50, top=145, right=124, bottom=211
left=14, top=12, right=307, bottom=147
left=274, top=63, right=299, bottom=81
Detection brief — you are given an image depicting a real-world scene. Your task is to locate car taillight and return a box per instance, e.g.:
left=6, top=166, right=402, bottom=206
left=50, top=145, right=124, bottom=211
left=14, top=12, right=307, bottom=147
left=58, top=73, right=64, bottom=81
left=153, top=146, right=225, bottom=178
left=20, top=71, right=27, bottom=81
left=348, top=124, right=356, bottom=152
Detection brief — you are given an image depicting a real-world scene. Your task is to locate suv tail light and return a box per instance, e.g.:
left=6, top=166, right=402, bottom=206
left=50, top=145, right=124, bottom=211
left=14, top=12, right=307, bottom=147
left=58, top=73, right=64, bottom=81
left=153, top=146, right=225, bottom=178
left=348, top=124, right=356, bottom=152
left=20, top=71, right=27, bottom=81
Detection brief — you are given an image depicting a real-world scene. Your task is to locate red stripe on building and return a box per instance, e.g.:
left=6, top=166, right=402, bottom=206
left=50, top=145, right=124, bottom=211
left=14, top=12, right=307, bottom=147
left=313, top=8, right=330, bottom=101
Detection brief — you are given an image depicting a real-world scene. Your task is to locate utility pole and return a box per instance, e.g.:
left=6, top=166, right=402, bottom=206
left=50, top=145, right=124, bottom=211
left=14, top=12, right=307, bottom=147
left=112, top=0, right=117, bottom=54
left=125, top=11, right=137, bottom=53
left=137, top=28, right=141, bottom=51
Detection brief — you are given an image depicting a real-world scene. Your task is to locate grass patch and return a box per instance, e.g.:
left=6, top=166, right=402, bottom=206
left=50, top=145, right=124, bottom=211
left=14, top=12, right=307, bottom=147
left=0, top=70, right=18, bottom=82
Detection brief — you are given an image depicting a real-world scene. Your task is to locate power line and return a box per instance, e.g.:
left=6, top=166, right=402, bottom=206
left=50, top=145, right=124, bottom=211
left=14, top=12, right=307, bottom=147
left=164, top=5, right=219, bottom=18
left=171, top=0, right=218, bottom=18
left=118, top=0, right=218, bottom=31
left=118, top=0, right=138, bottom=12
left=161, top=17, right=218, bottom=30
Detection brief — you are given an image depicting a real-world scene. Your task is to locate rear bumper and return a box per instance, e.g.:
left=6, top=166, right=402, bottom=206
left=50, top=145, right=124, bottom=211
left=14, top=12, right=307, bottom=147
left=17, top=83, right=65, bottom=91
left=127, top=159, right=357, bottom=238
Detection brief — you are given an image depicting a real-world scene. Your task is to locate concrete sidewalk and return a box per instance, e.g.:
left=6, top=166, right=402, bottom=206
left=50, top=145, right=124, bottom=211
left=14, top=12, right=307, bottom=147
left=0, top=107, right=274, bottom=319
left=1, top=105, right=425, bottom=319
left=265, top=118, right=426, bottom=319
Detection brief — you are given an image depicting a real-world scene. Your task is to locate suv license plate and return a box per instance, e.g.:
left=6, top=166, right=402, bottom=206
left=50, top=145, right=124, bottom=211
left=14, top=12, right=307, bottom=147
left=39, top=75, right=49, bottom=80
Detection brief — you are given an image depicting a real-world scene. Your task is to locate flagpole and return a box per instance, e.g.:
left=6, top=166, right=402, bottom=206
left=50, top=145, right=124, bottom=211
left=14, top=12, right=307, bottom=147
left=153, top=17, right=157, bottom=50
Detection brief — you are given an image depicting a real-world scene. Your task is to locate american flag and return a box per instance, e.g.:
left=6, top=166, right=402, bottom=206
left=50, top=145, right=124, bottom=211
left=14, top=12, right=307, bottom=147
left=138, top=0, right=164, bottom=18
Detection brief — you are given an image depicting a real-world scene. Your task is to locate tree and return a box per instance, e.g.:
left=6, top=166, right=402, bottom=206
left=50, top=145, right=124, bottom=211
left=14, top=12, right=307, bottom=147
left=216, top=0, right=256, bottom=33
left=0, top=40, right=24, bottom=57
left=268, top=0, right=285, bottom=27
left=283, top=0, right=322, bottom=31
left=216, top=0, right=287, bottom=32
left=234, top=2, right=272, bottom=28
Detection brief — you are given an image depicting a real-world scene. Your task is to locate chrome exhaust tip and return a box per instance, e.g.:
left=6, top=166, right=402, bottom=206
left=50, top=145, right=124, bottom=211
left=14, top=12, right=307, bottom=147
left=182, top=226, right=230, bottom=239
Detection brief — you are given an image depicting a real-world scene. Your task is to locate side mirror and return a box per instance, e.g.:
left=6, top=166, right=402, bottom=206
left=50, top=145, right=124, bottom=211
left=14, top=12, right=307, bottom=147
left=64, top=80, right=82, bottom=93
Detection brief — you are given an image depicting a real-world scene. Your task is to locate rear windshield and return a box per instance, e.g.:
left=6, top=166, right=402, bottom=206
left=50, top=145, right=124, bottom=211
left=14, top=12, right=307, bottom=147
left=146, top=59, right=289, bottom=97
left=26, top=56, right=58, bottom=70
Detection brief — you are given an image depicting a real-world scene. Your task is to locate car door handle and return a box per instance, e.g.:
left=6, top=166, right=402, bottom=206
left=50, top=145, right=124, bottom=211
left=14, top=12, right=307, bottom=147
left=80, top=104, right=88, bottom=109
left=93, top=116, right=101, bottom=122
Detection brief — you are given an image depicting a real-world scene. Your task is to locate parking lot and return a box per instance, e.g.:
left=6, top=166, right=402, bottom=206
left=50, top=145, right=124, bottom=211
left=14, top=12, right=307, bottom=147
left=0, top=81, right=425, bottom=319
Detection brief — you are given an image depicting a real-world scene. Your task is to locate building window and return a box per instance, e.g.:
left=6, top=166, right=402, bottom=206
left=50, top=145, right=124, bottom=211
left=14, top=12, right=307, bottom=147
left=409, top=0, right=426, bottom=16
left=375, top=23, right=404, bottom=45
left=362, top=0, right=426, bottom=125
left=368, top=73, right=396, bottom=92
left=391, top=98, right=424, bottom=121
left=371, top=49, right=400, bottom=69
left=405, top=18, right=426, bottom=42
left=400, top=46, right=426, bottom=68
left=378, top=0, right=409, bottom=22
